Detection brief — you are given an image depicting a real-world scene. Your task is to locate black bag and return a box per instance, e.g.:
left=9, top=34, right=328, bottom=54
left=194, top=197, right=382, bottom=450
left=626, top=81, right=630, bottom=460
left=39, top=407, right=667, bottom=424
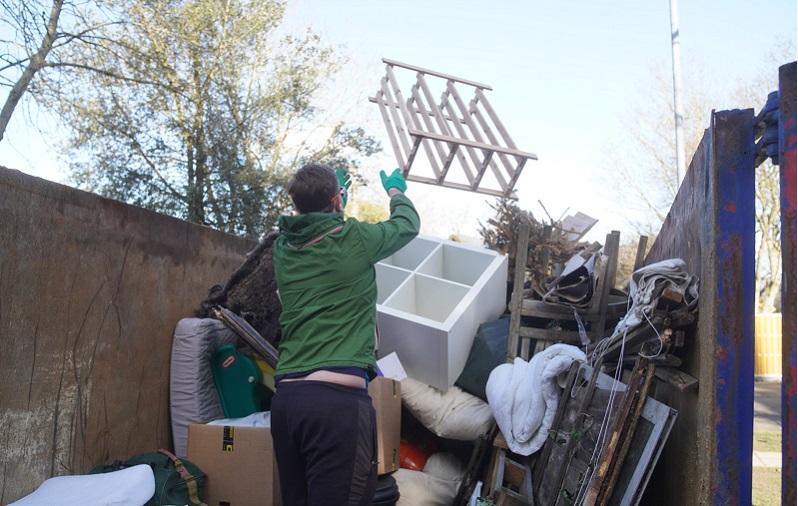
left=90, top=448, right=208, bottom=506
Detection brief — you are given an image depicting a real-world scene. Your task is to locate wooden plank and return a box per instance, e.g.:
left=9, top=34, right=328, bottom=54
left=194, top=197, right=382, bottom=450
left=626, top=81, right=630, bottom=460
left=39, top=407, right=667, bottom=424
left=654, top=366, right=699, bottom=392
left=474, top=87, right=522, bottom=150
left=382, top=57, right=493, bottom=90
left=436, top=94, right=477, bottom=185
left=633, top=235, right=649, bottom=272
left=408, top=84, right=443, bottom=179
left=533, top=361, right=581, bottom=495
left=404, top=174, right=519, bottom=198
left=595, top=231, right=621, bottom=338
left=374, top=86, right=409, bottom=171
left=596, top=361, right=657, bottom=506
left=519, top=299, right=628, bottom=319
left=539, top=361, right=606, bottom=506
left=406, top=128, right=538, bottom=161
left=518, top=327, right=582, bottom=343
left=446, top=81, right=509, bottom=191
left=557, top=212, right=600, bottom=243
left=385, top=67, right=422, bottom=167
left=439, top=88, right=483, bottom=187
left=369, top=95, right=467, bottom=125
left=379, top=76, right=413, bottom=163
left=508, top=222, right=530, bottom=362
left=469, top=98, right=525, bottom=186
left=539, top=224, right=552, bottom=284
left=415, top=76, right=464, bottom=183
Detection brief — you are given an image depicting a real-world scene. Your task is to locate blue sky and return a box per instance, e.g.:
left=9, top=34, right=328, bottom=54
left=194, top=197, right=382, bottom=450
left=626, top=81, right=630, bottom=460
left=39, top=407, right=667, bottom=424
left=1, top=0, right=795, bottom=242
left=286, top=0, right=797, bottom=241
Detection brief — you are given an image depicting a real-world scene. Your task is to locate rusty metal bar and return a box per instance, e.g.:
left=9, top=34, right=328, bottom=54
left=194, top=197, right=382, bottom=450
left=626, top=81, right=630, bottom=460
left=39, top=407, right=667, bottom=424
left=778, top=61, right=797, bottom=505
left=642, top=109, right=755, bottom=504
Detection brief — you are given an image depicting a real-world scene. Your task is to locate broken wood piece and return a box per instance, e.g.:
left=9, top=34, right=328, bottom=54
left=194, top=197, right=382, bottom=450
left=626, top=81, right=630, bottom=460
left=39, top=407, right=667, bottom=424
left=508, top=222, right=531, bottom=362
left=596, top=361, right=657, bottom=506
left=556, top=211, right=599, bottom=243
left=654, top=366, right=699, bottom=392
left=213, top=306, right=279, bottom=368
left=490, top=450, right=534, bottom=505
left=657, top=287, right=684, bottom=310
left=582, top=356, right=656, bottom=506
left=622, top=353, right=682, bottom=368
left=632, top=236, right=649, bottom=273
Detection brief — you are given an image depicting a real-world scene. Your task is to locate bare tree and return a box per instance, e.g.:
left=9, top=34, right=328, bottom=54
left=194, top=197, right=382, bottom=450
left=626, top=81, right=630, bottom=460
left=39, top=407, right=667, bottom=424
left=601, top=57, right=713, bottom=238
left=0, top=1, right=121, bottom=143
left=0, top=0, right=63, bottom=142
left=734, top=41, right=795, bottom=312
left=603, top=43, right=794, bottom=312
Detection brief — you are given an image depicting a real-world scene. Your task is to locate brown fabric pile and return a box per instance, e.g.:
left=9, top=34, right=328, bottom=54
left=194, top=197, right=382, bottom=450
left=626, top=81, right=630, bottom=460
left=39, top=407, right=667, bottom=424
left=198, top=231, right=282, bottom=348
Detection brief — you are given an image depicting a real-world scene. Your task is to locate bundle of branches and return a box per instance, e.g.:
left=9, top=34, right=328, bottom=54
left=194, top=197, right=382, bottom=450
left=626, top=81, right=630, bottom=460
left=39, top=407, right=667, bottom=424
left=198, top=231, right=282, bottom=348
left=479, top=199, right=583, bottom=294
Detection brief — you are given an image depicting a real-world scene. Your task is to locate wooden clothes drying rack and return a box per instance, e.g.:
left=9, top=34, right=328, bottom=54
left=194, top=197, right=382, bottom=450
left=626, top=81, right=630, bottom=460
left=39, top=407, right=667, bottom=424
left=369, top=58, right=537, bottom=199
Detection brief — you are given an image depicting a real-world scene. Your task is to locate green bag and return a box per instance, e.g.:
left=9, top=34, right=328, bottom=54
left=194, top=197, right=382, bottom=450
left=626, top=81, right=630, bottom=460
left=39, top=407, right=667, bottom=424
left=90, top=448, right=208, bottom=506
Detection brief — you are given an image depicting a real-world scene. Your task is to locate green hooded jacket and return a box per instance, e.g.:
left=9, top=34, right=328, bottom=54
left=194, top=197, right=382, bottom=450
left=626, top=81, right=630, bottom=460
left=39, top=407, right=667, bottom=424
left=272, top=193, right=420, bottom=378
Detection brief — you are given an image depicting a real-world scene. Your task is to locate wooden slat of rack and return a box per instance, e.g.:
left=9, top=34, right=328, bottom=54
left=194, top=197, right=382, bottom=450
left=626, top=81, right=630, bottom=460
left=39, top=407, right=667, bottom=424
left=382, top=57, right=493, bottom=90
left=379, top=76, right=413, bottom=164
left=446, top=80, right=508, bottom=192
left=438, top=90, right=479, bottom=186
left=415, top=73, right=460, bottom=182
left=408, top=84, right=443, bottom=180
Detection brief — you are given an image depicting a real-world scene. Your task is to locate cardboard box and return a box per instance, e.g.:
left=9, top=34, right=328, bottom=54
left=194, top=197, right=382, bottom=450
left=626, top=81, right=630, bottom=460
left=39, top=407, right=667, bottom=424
left=187, top=379, right=400, bottom=503
left=369, top=376, right=401, bottom=475
left=187, top=423, right=281, bottom=506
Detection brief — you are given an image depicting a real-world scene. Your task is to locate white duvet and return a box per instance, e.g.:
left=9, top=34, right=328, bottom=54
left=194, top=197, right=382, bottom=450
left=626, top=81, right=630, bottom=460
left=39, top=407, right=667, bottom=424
left=486, top=344, right=586, bottom=456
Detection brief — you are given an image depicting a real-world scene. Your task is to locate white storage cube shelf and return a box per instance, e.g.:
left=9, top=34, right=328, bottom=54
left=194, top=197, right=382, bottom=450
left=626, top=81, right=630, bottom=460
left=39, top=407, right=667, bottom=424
left=376, top=235, right=508, bottom=391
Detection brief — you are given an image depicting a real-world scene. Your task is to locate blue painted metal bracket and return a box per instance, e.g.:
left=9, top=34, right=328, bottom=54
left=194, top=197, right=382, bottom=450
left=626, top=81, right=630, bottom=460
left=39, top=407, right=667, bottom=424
left=755, top=90, right=781, bottom=167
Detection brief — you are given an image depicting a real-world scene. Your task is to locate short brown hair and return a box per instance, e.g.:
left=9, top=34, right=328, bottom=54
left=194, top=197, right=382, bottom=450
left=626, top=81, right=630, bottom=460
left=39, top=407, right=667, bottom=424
left=286, top=164, right=339, bottom=214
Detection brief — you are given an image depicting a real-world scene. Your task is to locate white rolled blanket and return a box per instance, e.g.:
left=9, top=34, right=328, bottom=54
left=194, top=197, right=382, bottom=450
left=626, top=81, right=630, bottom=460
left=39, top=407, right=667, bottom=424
left=486, top=343, right=586, bottom=456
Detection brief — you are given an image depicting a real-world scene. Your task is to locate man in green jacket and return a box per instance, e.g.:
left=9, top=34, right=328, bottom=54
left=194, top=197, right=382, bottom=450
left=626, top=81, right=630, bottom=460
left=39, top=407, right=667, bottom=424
left=271, top=163, right=420, bottom=506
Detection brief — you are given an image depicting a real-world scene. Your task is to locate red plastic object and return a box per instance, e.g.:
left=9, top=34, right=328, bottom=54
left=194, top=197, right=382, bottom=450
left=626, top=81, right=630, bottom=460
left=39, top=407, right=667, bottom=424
left=399, top=435, right=437, bottom=471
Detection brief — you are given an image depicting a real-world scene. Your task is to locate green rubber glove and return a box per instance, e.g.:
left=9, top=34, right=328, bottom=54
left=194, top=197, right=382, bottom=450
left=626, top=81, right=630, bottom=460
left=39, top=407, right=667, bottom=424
left=379, top=168, right=407, bottom=194
left=335, top=168, right=352, bottom=208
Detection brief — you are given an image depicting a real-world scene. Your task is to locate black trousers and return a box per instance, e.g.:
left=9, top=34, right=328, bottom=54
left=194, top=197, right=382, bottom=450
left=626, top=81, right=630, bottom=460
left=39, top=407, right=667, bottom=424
left=271, top=381, right=378, bottom=506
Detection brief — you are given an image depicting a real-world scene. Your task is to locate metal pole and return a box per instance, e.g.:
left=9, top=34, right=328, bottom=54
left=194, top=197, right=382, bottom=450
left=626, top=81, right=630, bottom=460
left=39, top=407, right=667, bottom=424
left=669, top=0, right=687, bottom=187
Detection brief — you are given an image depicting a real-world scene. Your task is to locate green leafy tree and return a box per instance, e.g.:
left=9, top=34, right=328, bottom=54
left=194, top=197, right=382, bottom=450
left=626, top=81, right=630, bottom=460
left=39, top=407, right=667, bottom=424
left=353, top=199, right=388, bottom=224
left=35, top=0, right=379, bottom=238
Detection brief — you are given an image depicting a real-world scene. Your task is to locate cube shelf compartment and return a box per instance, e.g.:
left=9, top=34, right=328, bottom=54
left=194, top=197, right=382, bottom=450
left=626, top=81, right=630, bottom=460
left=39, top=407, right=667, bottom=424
left=376, top=234, right=508, bottom=391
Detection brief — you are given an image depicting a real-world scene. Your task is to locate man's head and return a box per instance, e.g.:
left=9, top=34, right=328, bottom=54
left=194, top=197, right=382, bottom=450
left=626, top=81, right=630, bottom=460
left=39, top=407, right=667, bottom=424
left=287, top=164, right=343, bottom=214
